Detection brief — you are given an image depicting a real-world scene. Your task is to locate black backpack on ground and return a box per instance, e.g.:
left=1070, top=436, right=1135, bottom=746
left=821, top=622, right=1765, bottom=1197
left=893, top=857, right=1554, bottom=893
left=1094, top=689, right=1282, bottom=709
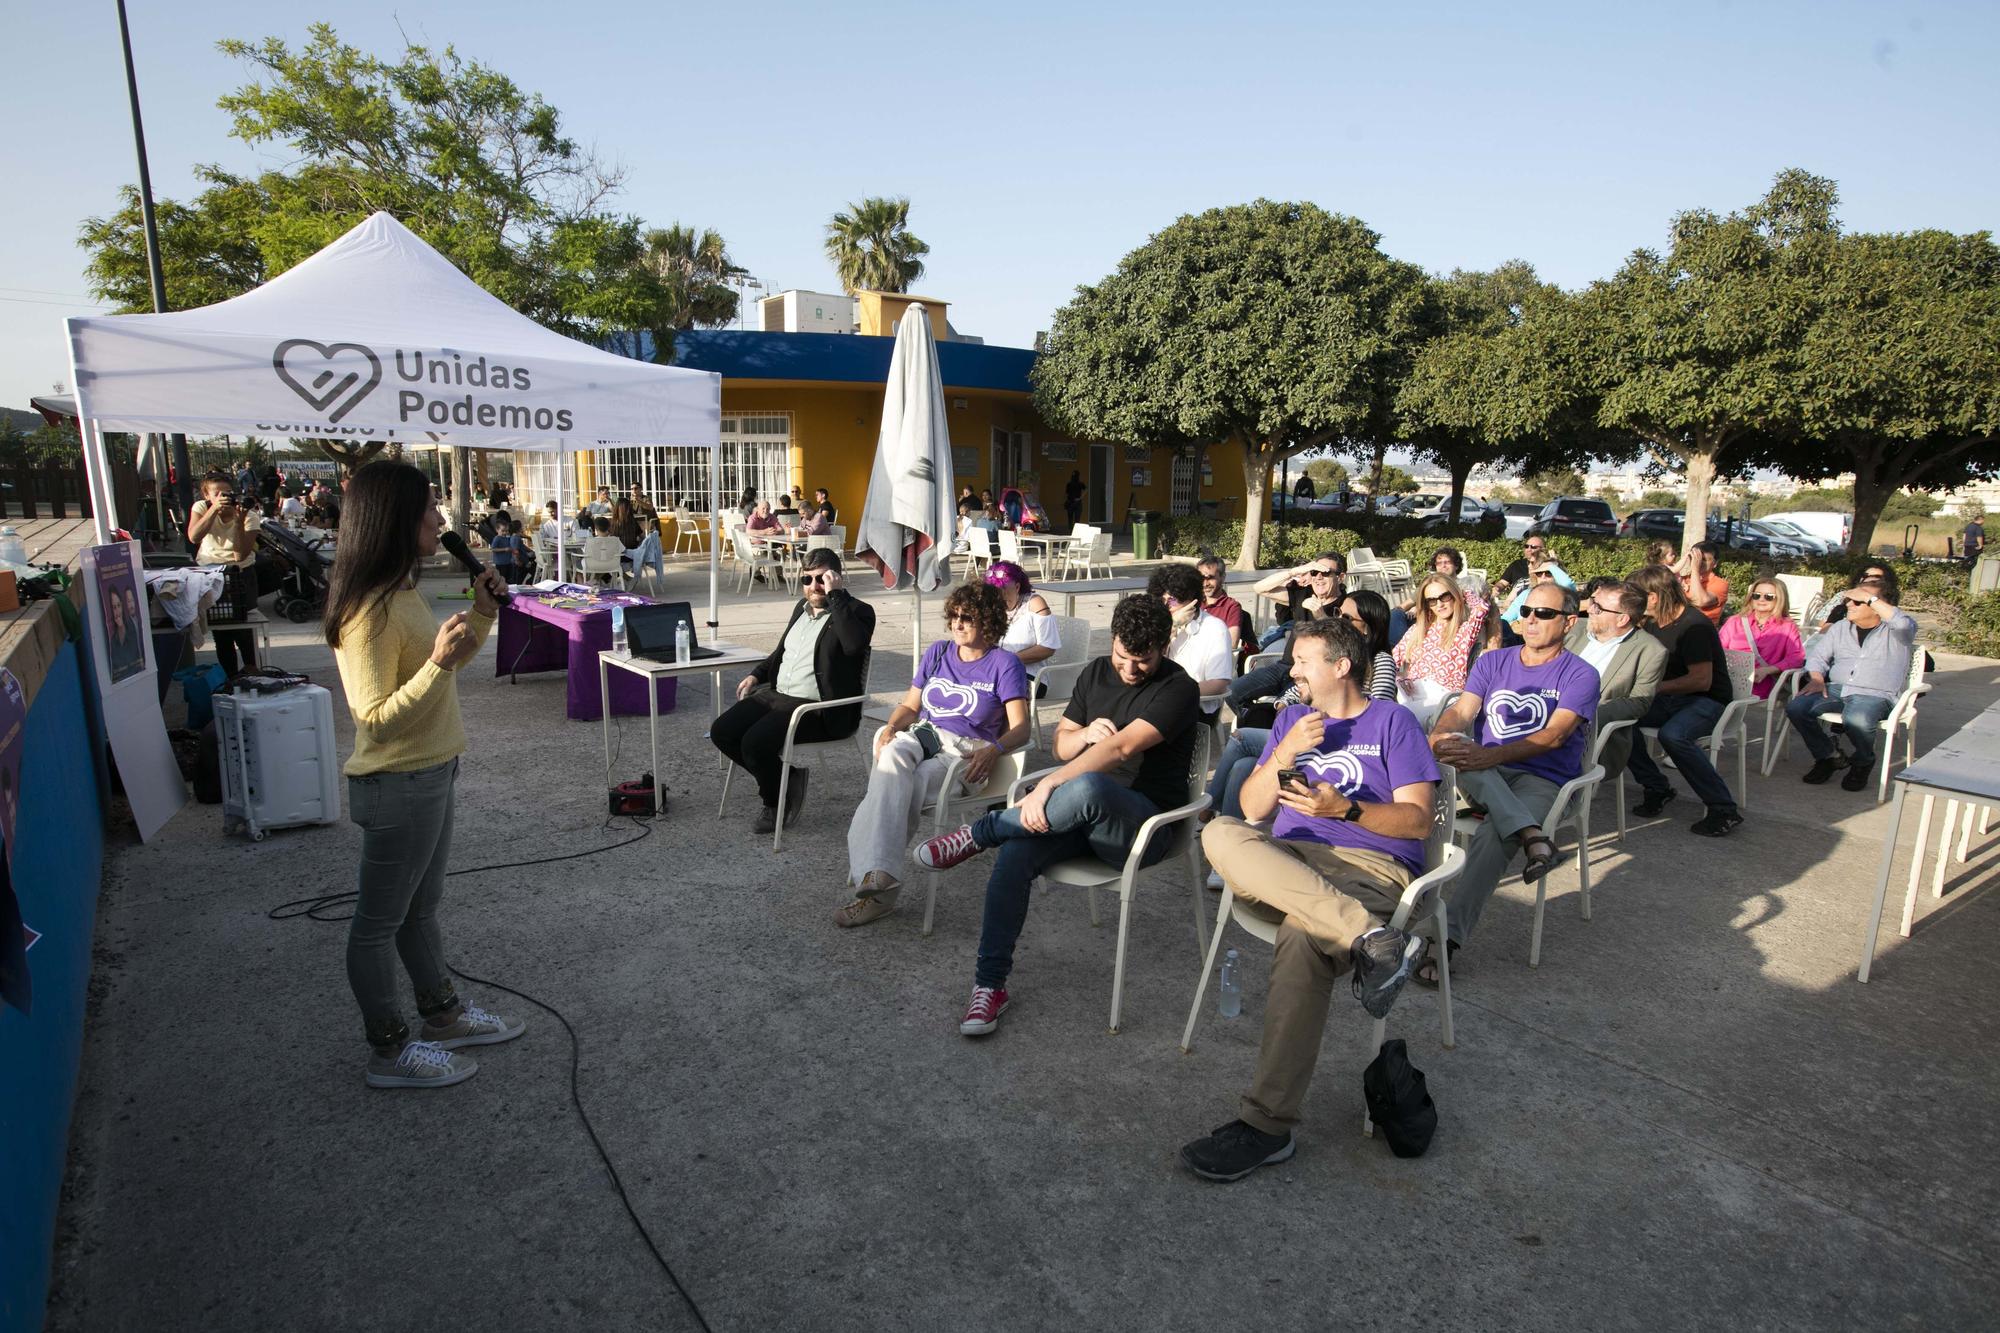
left=1364, top=1038, right=1438, bottom=1158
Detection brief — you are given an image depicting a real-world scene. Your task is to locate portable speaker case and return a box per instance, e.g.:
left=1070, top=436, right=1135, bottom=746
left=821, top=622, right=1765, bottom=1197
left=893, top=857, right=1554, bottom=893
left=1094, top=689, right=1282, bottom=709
left=213, top=684, right=342, bottom=840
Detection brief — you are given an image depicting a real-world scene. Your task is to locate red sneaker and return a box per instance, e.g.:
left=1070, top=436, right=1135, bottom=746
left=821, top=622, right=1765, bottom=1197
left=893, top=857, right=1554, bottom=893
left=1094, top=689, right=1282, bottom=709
left=917, top=824, right=982, bottom=871
left=958, top=986, right=1010, bottom=1036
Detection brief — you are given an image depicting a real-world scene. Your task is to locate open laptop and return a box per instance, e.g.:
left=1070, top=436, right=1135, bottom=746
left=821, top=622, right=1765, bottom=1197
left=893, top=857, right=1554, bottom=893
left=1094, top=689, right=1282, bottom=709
left=624, top=600, right=723, bottom=661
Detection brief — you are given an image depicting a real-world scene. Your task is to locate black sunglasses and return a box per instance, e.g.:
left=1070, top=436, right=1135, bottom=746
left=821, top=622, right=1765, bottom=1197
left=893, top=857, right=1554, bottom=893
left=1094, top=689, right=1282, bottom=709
left=1520, top=606, right=1567, bottom=621
left=1750, top=592, right=1776, bottom=601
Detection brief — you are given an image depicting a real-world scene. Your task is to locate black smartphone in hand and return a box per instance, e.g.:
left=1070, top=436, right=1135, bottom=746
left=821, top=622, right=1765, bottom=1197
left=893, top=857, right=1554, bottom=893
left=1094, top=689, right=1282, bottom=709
left=1277, top=767, right=1308, bottom=793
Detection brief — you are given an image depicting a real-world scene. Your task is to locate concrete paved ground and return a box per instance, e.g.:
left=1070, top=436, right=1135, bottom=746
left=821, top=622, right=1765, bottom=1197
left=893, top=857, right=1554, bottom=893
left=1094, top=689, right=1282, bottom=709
left=46, top=560, right=2000, bottom=1330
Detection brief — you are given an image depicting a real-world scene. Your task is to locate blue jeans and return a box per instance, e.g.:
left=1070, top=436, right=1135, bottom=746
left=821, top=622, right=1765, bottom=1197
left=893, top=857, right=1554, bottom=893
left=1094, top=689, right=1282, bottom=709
left=1786, top=687, right=1895, bottom=768
left=1256, top=623, right=1289, bottom=651
left=1204, top=728, right=1269, bottom=820
left=1625, top=694, right=1735, bottom=813
left=969, top=773, right=1169, bottom=988
left=1228, top=661, right=1291, bottom=713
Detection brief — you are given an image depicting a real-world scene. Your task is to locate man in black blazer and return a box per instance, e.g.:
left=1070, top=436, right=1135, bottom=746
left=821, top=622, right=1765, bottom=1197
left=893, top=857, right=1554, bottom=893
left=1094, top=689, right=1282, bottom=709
left=712, top=547, right=877, bottom=832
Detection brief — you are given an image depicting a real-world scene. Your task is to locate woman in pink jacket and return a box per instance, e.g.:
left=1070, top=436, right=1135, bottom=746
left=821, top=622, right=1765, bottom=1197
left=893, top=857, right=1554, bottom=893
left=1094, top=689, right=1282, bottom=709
left=1719, top=576, right=1805, bottom=698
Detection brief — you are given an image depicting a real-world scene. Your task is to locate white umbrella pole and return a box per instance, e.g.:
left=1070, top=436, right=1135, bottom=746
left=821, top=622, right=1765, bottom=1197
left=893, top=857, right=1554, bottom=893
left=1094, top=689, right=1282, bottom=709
left=707, top=442, right=720, bottom=630
left=912, top=582, right=921, bottom=669
left=557, top=447, right=569, bottom=583
left=64, top=319, right=116, bottom=544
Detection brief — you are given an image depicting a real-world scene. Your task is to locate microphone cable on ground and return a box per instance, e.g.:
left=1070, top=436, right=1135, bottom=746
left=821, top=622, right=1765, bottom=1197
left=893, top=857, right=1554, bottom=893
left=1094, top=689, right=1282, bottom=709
left=267, top=814, right=715, bottom=1333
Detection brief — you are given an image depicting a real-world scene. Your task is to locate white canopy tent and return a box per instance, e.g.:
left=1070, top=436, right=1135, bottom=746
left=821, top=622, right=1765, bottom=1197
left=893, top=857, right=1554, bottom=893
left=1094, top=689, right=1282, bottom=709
left=62, top=211, right=724, bottom=619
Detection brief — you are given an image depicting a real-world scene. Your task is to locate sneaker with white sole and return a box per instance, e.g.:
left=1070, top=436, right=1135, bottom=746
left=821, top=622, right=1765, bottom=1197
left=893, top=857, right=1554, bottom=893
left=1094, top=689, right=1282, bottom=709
left=366, top=1040, right=479, bottom=1089
left=917, top=824, right=983, bottom=871
left=422, top=1004, right=526, bottom=1050
left=1350, top=927, right=1427, bottom=1019
left=958, top=985, right=1009, bottom=1036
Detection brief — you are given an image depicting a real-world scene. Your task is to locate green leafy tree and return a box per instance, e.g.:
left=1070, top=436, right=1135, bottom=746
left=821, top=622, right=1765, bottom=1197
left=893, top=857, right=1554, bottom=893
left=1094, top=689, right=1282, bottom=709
left=1638, top=488, right=1684, bottom=510
left=1520, top=468, right=1588, bottom=503
left=642, top=224, right=749, bottom=329
left=1565, top=171, right=1835, bottom=553
left=824, top=196, right=929, bottom=294
left=1033, top=201, right=1433, bottom=568
left=1302, top=458, right=1349, bottom=494
left=1747, top=226, right=2000, bottom=553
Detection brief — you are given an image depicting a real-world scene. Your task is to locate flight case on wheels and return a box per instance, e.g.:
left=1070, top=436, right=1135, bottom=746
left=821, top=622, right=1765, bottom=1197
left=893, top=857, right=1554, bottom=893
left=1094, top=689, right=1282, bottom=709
left=214, top=683, right=341, bottom=840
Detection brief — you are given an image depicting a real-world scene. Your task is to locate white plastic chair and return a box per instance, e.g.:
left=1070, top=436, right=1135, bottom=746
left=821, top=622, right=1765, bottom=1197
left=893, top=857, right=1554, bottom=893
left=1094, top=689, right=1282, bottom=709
left=1776, top=574, right=1823, bottom=624
left=1058, top=526, right=1096, bottom=579
left=1452, top=758, right=1606, bottom=969
left=581, top=540, right=629, bottom=590
left=1024, top=615, right=1091, bottom=752
left=828, top=524, right=848, bottom=555
left=804, top=534, right=842, bottom=566
left=997, top=529, right=1024, bottom=565
left=730, top=527, right=784, bottom=595
left=1346, top=547, right=1380, bottom=571
left=671, top=508, right=706, bottom=556
left=964, top=527, right=995, bottom=576
left=887, top=737, right=1033, bottom=937
left=718, top=648, right=874, bottom=852
left=1003, top=729, right=1213, bottom=1034
left=1624, top=649, right=1757, bottom=813
left=533, top=535, right=559, bottom=580
left=1077, top=530, right=1113, bottom=579
left=1594, top=719, right=1637, bottom=840
left=1762, top=645, right=1930, bottom=801
left=1181, top=766, right=1467, bottom=1100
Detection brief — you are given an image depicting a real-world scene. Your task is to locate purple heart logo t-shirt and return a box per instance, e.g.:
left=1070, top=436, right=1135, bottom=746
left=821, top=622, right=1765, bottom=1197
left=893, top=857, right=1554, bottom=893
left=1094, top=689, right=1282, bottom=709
left=1463, top=646, right=1600, bottom=786
left=1258, top=700, right=1442, bottom=873
left=915, top=640, right=1028, bottom=742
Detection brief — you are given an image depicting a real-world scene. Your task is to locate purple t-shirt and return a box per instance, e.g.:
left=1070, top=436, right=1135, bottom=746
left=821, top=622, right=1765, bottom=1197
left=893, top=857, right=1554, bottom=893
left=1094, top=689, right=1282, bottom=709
left=1463, top=646, right=1600, bottom=786
left=914, top=641, right=1028, bottom=742
left=1258, top=700, right=1441, bottom=873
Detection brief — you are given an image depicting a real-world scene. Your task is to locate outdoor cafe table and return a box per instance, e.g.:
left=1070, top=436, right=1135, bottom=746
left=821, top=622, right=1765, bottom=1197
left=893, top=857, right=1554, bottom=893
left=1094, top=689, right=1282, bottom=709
left=1859, top=697, right=2000, bottom=981
left=1013, top=531, right=1077, bottom=580
left=494, top=585, right=678, bottom=721
left=598, top=641, right=766, bottom=819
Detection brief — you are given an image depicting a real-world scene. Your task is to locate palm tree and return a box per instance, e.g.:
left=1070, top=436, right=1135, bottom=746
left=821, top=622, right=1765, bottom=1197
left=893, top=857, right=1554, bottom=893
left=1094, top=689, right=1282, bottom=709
left=824, top=197, right=929, bottom=294
left=641, top=224, right=749, bottom=329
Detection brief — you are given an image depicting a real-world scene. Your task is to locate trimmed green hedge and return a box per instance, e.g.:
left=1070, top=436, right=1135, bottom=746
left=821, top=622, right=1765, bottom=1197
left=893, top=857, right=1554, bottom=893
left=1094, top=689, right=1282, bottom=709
left=1944, top=591, right=2000, bottom=657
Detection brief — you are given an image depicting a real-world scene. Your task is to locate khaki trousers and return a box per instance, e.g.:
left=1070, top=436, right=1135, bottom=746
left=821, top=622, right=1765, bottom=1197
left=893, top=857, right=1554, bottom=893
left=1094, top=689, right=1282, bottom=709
left=1201, top=817, right=1411, bottom=1135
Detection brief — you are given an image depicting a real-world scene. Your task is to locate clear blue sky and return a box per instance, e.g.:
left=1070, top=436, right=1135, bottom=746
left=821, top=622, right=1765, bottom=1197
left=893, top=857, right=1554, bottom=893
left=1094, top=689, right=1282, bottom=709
left=3, top=1, right=1995, bottom=412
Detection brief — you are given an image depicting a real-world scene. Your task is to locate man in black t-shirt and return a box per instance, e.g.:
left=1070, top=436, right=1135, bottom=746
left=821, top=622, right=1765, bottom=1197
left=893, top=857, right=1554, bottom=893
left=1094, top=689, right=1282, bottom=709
left=918, top=595, right=1200, bottom=1037
left=1624, top=564, right=1741, bottom=837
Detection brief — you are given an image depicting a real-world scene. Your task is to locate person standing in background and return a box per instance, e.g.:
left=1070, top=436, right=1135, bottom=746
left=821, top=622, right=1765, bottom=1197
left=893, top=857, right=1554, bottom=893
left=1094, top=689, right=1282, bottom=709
left=1064, top=470, right=1085, bottom=531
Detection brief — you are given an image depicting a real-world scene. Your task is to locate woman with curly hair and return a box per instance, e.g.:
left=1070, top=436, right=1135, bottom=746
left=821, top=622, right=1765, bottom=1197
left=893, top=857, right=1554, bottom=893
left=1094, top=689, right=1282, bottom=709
left=835, top=582, right=1031, bottom=928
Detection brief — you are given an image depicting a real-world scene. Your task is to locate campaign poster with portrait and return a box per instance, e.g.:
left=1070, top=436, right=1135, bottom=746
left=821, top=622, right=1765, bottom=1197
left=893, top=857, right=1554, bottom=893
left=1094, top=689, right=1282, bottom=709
left=89, top=540, right=149, bottom=686
left=80, top=541, right=185, bottom=840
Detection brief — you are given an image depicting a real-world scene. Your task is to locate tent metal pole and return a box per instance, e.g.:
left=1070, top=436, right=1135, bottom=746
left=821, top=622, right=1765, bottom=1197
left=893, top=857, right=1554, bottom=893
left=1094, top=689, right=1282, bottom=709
left=557, top=446, right=569, bottom=583
left=63, top=319, right=116, bottom=544
left=707, top=442, right=720, bottom=630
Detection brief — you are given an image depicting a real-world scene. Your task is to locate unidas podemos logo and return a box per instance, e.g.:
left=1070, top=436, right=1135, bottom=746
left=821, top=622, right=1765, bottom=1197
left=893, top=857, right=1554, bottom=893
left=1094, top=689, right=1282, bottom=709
left=272, top=340, right=575, bottom=433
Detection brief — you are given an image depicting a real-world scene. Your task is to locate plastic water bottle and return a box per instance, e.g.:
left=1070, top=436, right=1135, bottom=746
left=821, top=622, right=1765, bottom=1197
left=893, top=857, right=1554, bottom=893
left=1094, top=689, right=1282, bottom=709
left=1218, top=949, right=1242, bottom=1019
left=611, top=605, right=627, bottom=656
left=675, top=621, right=692, bottom=665
left=0, top=527, right=23, bottom=567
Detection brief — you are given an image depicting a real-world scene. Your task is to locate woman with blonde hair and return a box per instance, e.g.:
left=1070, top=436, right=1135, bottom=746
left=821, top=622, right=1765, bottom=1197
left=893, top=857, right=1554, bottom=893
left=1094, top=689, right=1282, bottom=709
left=1719, top=576, right=1804, bottom=699
left=1393, top=572, right=1489, bottom=723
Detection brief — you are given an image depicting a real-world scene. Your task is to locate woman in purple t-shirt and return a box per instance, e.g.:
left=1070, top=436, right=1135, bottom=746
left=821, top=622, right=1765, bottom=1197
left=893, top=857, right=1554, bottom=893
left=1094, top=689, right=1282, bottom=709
left=835, top=582, right=1030, bottom=928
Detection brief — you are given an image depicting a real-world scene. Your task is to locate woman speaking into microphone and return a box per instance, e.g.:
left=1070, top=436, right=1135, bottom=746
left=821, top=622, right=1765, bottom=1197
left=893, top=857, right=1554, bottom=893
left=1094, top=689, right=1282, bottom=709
left=324, top=460, right=523, bottom=1089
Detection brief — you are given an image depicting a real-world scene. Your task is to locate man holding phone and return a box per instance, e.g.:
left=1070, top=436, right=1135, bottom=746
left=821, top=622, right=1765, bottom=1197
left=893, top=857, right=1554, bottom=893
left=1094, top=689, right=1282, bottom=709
left=1180, top=617, right=1440, bottom=1182
left=711, top=548, right=877, bottom=833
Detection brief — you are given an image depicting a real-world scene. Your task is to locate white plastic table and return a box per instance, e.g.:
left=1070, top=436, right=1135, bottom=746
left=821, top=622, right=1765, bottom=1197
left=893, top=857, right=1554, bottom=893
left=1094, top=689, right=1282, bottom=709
left=1014, top=532, right=1078, bottom=581
left=1050, top=569, right=1267, bottom=618
left=598, top=641, right=766, bottom=819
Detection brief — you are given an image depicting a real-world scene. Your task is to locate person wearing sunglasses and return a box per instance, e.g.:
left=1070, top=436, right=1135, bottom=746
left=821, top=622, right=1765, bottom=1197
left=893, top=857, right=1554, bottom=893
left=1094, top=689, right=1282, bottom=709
left=1812, top=563, right=1897, bottom=632
left=1427, top=581, right=1598, bottom=974
left=1623, top=563, right=1742, bottom=835
left=1497, top=535, right=1551, bottom=595
left=1785, top=579, right=1917, bottom=792
left=711, top=547, right=877, bottom=834
left=1393, top=574, right=1489, bottom=726
left=1249, top=552, right=1345, bottom=652
left=1719, top=578, right=1804, bottom=700
left=1565, top=579, right=1666, bottom=780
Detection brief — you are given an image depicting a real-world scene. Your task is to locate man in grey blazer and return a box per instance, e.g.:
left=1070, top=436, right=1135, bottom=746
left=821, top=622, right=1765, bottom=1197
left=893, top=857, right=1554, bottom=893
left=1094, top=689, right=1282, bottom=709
left=1565, top=580, right=1667, bottom=778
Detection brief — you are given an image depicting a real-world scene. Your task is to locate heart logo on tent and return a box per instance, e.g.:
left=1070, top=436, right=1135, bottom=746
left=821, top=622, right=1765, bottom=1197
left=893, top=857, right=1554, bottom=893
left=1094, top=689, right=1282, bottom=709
left=1486, top=689, right=1550, bottom=740
left=1298, top=750, right=1366, bottom=796
left=922, top=678, right=979, bottom=718
left=272, top=339, right=383, bottom=424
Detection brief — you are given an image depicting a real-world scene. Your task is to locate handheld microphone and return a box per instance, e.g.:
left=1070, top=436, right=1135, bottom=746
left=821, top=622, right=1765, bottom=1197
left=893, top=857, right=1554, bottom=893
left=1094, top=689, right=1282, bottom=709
left=439, top=531, right=511, bottom=603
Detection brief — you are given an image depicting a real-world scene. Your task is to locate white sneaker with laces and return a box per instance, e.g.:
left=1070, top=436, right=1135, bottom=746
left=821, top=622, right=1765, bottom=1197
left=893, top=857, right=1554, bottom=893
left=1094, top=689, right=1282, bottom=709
left=423, top=1004, right=526, bottom=1050
left=366, top=1040, right=479, bottom=1089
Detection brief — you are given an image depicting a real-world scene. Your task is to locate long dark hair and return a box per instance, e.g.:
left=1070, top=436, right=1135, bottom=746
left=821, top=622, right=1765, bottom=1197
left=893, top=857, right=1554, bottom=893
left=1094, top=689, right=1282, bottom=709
left=324, top=461, right=433, bottom=648
left=1340, top=588, right=1392, bottom=657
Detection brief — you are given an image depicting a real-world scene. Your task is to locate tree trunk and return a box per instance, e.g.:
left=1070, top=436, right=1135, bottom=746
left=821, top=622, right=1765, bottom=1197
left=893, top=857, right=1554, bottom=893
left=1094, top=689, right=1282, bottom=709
left=1849, top=471, right=1893, bottom=558
left=449, top=446, right=471, bottom=535
left=1238, top=441, right=1271, bottom=570
left=1681, top=447, right=1717, bottom=556
left=1366, top=443, right=1387, bottom=515
left=1448, top=459, right=1472, bottom=530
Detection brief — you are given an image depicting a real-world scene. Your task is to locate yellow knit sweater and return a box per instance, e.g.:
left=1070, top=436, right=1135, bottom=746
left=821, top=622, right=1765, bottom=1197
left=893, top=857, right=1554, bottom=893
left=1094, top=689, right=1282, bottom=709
left=332, top=587, right=493, bottom=776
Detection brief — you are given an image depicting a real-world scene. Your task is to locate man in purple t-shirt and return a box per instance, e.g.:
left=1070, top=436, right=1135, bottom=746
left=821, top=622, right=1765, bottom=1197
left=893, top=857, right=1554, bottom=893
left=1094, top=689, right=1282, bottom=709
left=1181, top=618, right=1441, bottom=1183
left=1428, top=582, right=1598, bottom=962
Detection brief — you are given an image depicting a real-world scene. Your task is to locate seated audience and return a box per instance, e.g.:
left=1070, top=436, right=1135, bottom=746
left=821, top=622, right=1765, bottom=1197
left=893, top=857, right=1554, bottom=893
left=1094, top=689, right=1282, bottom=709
left=627, top=486, right=658, bottom=526
left=813, top=487, right=838, bottom=525
left=835, top=583, right=1030, bottom=928
left=610, top=498, right=641, bottom=549
left=1394, top=572, right=1488, bottom=723
left=1720, top=577, right=1805, bottom=698
left=1427, top=582, right=1598, bottom=974
left=538, top=501, right=562, bottom=551
left=1500, top=561, right=1574, bottom=626
left=1179, top=618, right=1441, bottom=1181
left=745, top=500, right=781, bottom=533
left=1196, top=553, right=1246, bottom=652
left=1497, top=534, right=1551, bottom=592
left=582, top=517, right=628, bottom=584
left=1250, top=553, right=1346, bottom=651
left=1564, top=580, right=1666, bottom=779
left=1624, top=563, right=1741, bottom=836
left=916, top=596, right=1198, bottom=1036
left=1151, top=562, right=1235, bottom=718
left=986, top=561, right=1059, bottom=676
left=796, top=501, right=832, bottom=537
left=1811, top=563, right=1896, bottom=631
left=1677, top=540, right=1729, bottom=625
left=1334, top=588, right=1400, bottom=702
left=1785, top=580, right=1917, bottom=792
left=711, top=548, right=878, bottom=832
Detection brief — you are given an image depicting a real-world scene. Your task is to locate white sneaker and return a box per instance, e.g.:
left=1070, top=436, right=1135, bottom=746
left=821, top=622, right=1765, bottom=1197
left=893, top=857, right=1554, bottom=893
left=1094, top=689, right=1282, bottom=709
left=1205, top=871, right=1225, bottom=893
left=422, top=1004, right=526, bottom=1050
left=366, top=1040, right=479, bottom=1089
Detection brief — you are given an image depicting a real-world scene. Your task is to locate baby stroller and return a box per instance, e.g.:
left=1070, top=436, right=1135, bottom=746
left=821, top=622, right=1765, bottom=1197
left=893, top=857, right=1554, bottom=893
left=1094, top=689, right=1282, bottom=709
left=258, top=523, right=333, bottom=623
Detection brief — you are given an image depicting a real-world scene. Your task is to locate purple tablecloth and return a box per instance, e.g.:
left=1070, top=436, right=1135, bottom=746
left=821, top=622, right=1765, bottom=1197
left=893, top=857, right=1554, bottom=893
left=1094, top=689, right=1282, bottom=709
left=495, top=589, right=678, bottom=721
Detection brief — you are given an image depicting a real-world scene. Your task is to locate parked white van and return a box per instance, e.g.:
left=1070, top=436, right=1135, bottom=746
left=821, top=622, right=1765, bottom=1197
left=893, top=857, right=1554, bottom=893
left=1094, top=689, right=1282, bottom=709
left=1761, top=511, right=1850, bottom=550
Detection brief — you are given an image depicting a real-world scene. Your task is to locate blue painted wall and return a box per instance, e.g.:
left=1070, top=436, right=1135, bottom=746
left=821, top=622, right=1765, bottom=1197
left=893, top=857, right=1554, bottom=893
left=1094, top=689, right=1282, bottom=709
left=0, top=640, right=106, bottom=1333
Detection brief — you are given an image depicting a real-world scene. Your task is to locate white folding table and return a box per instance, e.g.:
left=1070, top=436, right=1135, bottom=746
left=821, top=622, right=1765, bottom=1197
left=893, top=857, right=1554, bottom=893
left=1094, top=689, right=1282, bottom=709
left=598, top=641, right=766, bottom=819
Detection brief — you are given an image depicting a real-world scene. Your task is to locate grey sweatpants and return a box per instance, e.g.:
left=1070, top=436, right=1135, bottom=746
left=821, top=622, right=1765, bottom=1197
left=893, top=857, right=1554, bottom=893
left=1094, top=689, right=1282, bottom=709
left=346, top=757, right=462, bottom=1049
left=1445, top=766, right=1560, bottom=946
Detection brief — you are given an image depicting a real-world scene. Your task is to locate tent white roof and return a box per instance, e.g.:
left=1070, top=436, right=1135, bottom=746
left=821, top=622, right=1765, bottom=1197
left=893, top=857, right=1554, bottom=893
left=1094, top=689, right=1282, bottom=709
left=64, top=212, right=719, bottom=452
